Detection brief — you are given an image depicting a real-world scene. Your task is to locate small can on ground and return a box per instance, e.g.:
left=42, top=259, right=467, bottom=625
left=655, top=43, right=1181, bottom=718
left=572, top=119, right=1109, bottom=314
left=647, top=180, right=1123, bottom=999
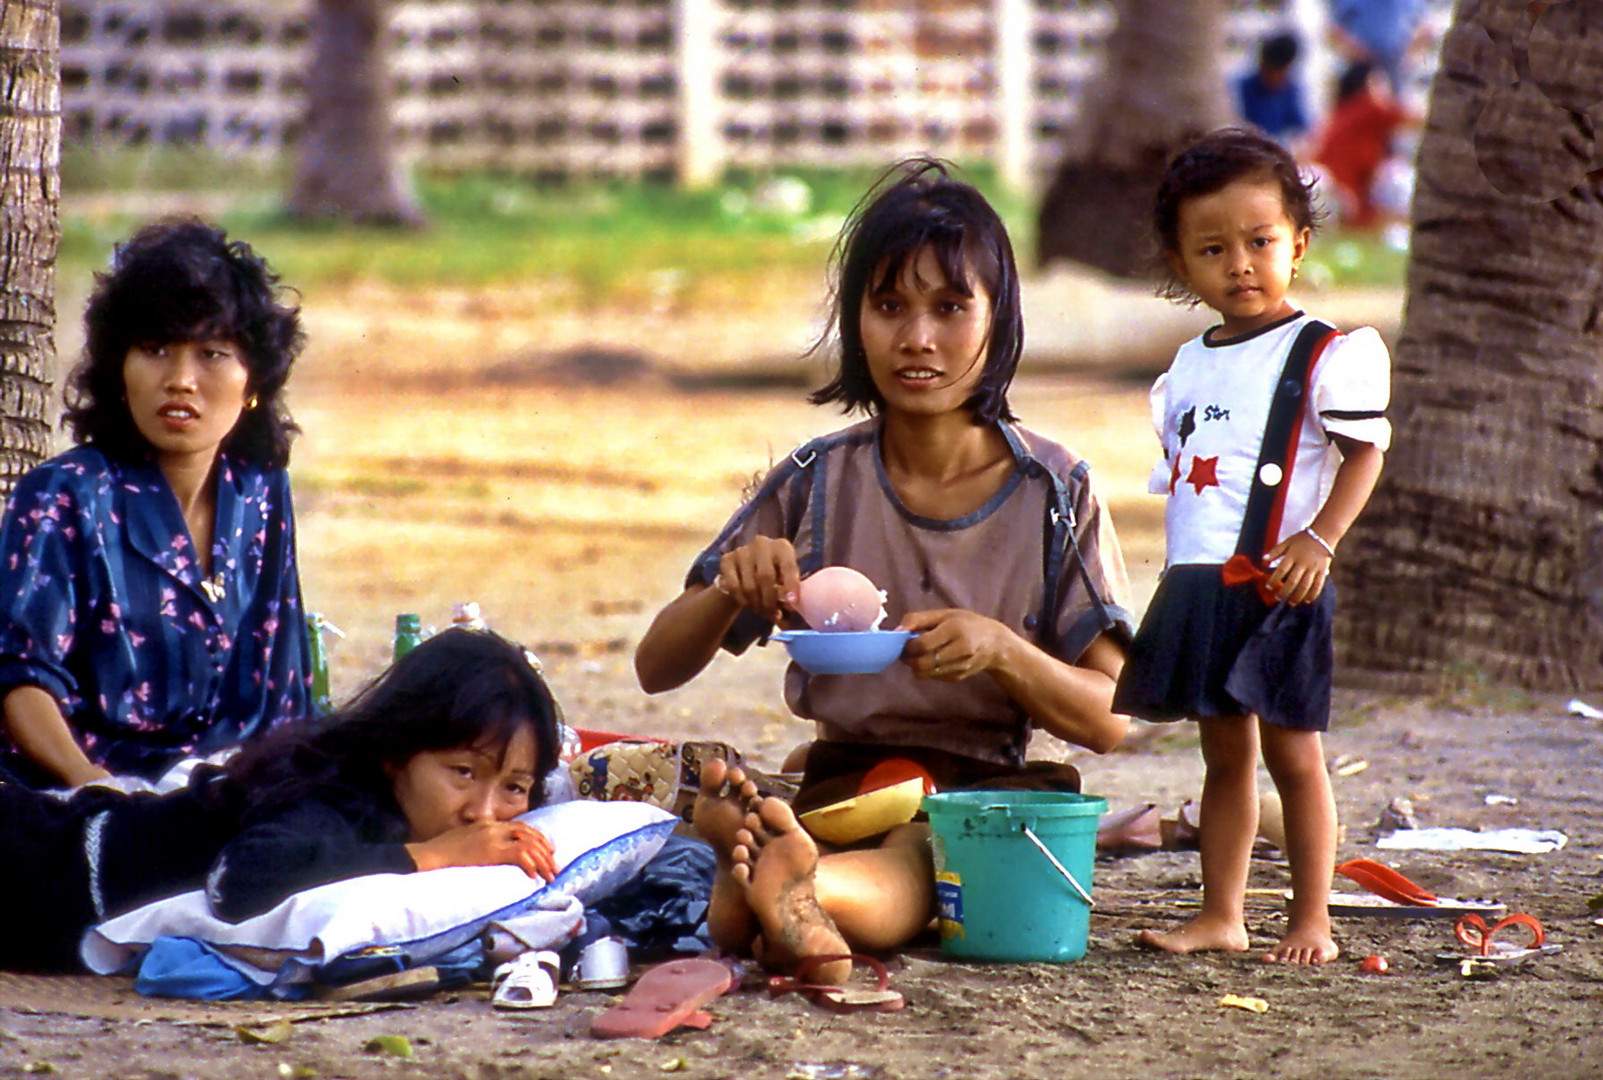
left=572, top=936, right=631, bottom=990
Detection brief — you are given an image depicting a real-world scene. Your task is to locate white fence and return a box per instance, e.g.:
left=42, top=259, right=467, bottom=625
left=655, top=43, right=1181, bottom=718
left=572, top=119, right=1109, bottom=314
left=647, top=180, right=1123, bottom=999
left=61, top=0, right=1452, bottom=189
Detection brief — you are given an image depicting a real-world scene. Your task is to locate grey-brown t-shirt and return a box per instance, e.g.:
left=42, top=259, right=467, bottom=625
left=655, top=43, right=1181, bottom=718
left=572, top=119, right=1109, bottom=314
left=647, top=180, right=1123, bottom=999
left=689, top=420, right=1133, bottom=766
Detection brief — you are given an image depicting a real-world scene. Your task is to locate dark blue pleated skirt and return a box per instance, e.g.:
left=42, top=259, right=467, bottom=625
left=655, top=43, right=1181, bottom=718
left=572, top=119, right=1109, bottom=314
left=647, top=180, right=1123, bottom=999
left=1113, top=564, right=1333, bottom=732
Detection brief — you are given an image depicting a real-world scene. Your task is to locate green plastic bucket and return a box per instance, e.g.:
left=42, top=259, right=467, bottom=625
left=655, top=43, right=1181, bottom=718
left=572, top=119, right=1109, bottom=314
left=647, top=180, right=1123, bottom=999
left=924, top=790, right=1107, bottom=962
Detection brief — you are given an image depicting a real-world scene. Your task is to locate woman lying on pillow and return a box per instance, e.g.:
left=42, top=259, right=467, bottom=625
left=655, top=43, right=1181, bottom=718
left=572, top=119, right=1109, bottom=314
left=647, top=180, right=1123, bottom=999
left=0, top=628, right=561, bottom=971
left=0, top=219, right=315, bottom=788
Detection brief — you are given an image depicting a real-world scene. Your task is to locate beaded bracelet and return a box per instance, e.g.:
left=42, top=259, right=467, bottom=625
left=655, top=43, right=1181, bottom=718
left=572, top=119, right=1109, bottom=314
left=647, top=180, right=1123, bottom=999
left=1304, top=527, right=1336, bottom=559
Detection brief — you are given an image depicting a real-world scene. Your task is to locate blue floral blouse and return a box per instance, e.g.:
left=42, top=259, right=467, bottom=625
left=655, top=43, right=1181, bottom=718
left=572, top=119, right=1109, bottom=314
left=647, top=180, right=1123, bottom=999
left=0, top=447, right=314, bottom=784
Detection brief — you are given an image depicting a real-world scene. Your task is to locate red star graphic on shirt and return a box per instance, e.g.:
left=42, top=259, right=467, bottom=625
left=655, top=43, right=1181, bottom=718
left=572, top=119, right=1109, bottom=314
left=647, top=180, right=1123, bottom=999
left=1168, top=456, right=1181, bottom=495
left=1185, top=455, right=1220, bottom=494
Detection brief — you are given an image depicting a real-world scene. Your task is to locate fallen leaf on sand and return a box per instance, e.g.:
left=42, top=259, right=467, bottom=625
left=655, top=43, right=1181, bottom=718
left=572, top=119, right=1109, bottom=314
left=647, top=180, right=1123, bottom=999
left=363, top=1035, right=414, bottom=1058
left=237, top=1020, right=294, bottom=1045
left=1219, top=994, right=1269, bottom=1014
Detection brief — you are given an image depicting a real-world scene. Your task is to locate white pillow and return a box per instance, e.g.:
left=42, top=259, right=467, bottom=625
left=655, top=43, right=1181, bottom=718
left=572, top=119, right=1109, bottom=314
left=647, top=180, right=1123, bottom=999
left=518, top=799, right=678, bottom=903
left=82, top=800, right=677, bottom=988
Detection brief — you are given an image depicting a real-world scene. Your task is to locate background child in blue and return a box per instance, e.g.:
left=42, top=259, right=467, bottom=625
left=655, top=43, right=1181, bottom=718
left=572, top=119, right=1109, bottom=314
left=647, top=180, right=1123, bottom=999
left=1114, top=129, right=1390, bottom=965
left=0, top=220, right=315, bottom=788
left=1235, top=32, right=1310, bottom=148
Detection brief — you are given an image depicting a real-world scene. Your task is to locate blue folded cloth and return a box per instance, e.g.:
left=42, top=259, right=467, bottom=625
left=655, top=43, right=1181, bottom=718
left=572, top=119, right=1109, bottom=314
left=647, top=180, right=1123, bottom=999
left=588, top=834, right=716, bottom=959
left=136, top=937, right=305, bottom=1001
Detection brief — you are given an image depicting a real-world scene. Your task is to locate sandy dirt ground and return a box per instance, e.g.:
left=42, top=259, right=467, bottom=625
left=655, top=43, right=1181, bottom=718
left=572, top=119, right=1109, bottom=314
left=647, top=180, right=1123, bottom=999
left=3, top=280, right=1599, bottom=1080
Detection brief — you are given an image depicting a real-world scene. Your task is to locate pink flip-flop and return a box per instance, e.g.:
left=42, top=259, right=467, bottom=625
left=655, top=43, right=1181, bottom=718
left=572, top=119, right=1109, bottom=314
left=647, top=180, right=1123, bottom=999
left=589, top=958, right=736, bottom=1039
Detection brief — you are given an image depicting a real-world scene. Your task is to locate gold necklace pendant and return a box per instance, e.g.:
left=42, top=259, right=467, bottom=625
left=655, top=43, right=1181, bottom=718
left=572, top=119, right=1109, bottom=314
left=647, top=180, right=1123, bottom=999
left=200, top=574, right=226, bottom=603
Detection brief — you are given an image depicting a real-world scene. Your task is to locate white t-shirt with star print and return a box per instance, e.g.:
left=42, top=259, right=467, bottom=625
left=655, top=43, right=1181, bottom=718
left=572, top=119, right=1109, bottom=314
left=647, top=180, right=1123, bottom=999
left=1147, top=312, right=1392, bottom=568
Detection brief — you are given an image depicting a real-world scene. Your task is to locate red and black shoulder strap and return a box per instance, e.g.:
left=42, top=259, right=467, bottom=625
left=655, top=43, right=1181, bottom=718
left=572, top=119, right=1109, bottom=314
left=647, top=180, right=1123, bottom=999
left=1233, top=319, right=1338, bottom=562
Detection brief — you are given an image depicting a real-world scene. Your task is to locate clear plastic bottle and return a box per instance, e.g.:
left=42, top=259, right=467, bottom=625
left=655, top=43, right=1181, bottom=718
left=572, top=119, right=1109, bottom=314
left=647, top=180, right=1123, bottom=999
left=451, top=601, right=487, bottom=630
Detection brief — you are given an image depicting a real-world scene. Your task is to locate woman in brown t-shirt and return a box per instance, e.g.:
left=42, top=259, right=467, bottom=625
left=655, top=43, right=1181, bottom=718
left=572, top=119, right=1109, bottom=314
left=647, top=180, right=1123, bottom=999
left=635, top=159, right=1132, bottom=984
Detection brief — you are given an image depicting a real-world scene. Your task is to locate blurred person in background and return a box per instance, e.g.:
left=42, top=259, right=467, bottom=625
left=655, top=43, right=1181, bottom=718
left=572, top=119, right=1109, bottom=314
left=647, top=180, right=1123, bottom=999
left=1326, top=0, right=1430, bottom=96
left=1236, top=32, right=1312, bottom=151
left=1312, top=61, right=1418, bottom=230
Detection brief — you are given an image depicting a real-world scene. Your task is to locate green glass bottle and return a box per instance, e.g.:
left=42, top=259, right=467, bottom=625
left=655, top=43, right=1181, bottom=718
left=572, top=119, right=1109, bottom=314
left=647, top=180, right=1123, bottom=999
left=393, top=613, right=424, bottom=663
left=306, top=613, right=333, bottom=714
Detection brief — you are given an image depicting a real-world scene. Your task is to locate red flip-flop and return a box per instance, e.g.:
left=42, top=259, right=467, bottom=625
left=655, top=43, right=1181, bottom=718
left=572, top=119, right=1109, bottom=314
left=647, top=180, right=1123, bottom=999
left=1336, top=858, right=1439, bottom=906
left=589, top=958, right=737, bottom=1039
left=1454, top=912, right=1545, bottom=957
left=767, top=954, right=905, bottom=1014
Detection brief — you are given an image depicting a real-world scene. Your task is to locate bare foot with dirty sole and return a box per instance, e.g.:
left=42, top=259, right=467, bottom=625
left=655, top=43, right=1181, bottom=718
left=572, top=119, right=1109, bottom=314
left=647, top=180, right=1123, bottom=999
left=735, top=795, right=851, bottom=984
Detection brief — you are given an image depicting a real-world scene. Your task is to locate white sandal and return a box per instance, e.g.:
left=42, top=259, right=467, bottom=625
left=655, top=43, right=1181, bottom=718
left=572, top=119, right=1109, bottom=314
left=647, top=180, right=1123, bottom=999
left=491, top=949, right=561, bottom=1009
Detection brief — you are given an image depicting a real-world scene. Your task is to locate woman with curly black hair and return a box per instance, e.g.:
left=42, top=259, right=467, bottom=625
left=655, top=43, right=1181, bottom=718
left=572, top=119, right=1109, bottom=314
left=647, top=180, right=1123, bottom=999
left=0, top=218, right=315, bottom=788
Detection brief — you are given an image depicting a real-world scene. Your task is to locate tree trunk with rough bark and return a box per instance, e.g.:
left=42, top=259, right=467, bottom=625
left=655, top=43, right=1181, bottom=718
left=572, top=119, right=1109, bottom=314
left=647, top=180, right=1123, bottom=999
left=1036, top=0, right=1231, bottom=277
left=0, top=0, right=59, bottom=496
left=1337, top=0, right=1603, bottom=690
left=287, top=0, right=424, bottom=226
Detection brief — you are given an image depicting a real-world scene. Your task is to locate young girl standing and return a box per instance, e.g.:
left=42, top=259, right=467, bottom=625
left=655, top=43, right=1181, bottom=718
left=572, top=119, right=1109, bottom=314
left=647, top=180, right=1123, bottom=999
left=1114, top=129, right=1390, bottom=965
left=635, top=160, right=1132, bottom=982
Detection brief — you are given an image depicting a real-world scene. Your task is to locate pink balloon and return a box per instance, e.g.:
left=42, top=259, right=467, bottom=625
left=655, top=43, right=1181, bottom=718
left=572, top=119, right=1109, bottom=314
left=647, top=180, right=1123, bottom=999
left=795, top=566, right=887, bottom=632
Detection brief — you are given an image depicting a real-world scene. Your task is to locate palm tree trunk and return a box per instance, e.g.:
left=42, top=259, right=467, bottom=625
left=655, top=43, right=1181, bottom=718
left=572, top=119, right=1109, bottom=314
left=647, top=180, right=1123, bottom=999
left=1036, top=0, right=1230, bottom=276
left=1337, top=2, right=1603, bottom=690
left=0, top=0, right=59, bottom=496
left=287, top=0, right=424, bottom=226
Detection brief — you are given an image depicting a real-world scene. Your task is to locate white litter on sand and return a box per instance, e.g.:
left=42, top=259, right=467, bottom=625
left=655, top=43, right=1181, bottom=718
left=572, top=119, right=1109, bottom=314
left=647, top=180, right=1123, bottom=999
left=1377, top=828, right=1568, bottom=854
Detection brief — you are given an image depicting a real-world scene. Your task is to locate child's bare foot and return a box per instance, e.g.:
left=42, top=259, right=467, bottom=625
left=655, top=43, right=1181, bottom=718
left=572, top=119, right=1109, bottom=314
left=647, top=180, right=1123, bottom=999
left=1135, top=915, right=1250, bottom=955
left=1265, top=925, right=1339, bottom=964
left=693, top=758, right=761, bottom=952
left=735, top=796, right=851, bottom=984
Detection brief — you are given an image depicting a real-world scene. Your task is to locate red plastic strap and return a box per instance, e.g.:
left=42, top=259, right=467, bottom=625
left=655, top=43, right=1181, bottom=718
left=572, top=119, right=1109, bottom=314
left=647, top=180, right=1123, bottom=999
left=1454, top=912, right=1545, bottom=956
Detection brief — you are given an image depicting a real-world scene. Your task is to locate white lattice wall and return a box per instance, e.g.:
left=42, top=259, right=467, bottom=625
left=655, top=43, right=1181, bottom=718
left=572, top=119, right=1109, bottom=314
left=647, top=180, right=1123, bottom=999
left=61, top=1, right=309, bottom=150
left=60, top=0, right=1455, bottom=186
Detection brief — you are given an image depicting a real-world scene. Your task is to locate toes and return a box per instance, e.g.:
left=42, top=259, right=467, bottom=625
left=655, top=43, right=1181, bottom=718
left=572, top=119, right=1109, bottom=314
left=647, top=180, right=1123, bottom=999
left=755, top=795, right=800, bottom=834
left=742, top=813, right=772, bottom=845
left=700, top=758, right=728, bottom=791
left=1264, top=946, right=1322, bottom=965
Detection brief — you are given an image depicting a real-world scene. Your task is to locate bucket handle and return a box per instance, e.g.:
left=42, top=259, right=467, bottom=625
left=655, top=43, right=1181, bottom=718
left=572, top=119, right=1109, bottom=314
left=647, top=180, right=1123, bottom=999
left=1021, top=825, right=1095, bottom=908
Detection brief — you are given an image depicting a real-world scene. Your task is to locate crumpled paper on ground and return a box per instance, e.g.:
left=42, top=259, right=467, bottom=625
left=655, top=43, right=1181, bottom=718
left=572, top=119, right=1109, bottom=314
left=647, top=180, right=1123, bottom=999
left=1376, top=828, right=1568, bottom=854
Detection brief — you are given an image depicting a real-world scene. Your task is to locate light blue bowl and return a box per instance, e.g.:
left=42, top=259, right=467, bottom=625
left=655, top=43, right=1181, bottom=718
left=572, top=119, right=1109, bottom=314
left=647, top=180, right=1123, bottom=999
left=770, top=629, right=913, bottom=674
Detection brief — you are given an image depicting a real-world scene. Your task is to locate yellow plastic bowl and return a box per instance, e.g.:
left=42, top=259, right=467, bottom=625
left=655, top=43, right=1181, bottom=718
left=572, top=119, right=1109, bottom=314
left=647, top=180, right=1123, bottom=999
left=798, top=777, right=926, bottom=845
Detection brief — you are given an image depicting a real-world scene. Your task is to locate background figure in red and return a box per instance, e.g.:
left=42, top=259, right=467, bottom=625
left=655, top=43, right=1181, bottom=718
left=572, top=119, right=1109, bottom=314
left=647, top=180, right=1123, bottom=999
left=1312, top=62, right=1414, bottom=229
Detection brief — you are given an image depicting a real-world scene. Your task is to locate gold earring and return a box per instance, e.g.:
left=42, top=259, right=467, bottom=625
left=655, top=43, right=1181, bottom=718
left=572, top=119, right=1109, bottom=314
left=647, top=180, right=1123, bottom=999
left=245, top=394, right=259, bottom=410
left=1291, top=265, right=1300, bottom=281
